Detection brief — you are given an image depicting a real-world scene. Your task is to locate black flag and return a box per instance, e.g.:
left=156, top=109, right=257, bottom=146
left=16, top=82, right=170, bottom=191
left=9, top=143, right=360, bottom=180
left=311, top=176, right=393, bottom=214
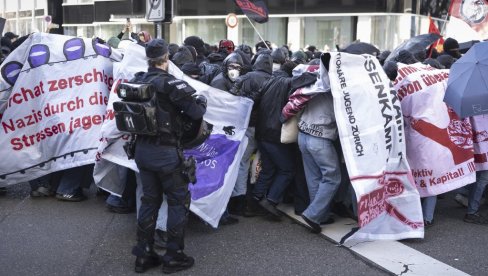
left=234, top=0, right=269, bottom=24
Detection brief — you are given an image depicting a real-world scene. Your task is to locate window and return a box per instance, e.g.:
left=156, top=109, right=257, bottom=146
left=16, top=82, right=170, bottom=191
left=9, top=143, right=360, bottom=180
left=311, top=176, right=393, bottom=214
left=238, top=17, right=286, bottom=50
left=183, top=19, right=227, bottom=46
left=304, top=17, right=353, bottom=52
left=63, top=0, right=94, bottom=4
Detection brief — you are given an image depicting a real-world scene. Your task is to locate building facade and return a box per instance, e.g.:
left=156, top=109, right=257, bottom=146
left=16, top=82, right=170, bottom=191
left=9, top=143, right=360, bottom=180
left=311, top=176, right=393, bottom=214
left=1, top=0, right=451, bottom=52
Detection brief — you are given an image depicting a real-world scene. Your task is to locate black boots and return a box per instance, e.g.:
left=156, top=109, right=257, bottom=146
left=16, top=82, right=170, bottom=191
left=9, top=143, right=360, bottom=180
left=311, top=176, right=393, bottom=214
left=132, top=242, right=163, bottom=273
left=162, top=251, right=195, bottom=274
left=133, top=218, right=161, bottom=273
left=244, top=196, right=267, bottom=217
left=228, top=195, right=246, bottom=216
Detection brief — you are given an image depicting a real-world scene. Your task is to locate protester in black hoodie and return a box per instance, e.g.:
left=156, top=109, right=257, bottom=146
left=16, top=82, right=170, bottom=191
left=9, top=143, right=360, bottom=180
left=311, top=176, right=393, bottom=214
left=210, top=52, right=244, bottom=92
left=183, top=36, right=208, bottom=65
left=171, top=46, right=194, bottom=68
left=229, top=53, right=273, bottom=217
left=250, top=62, right=317, bottom=219
left=234, top=48, right=253, bottom=75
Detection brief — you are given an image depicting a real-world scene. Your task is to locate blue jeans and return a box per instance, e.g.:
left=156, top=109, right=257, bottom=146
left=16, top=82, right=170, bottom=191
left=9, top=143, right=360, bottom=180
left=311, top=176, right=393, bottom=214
left=233, top=127, right=257, bottom=197
left=134, top=141, right=189, bottom=255
left=253, top=141, right=295, bottom=203
left=298, top=132, right=341, bottom=224
left=106, top=166, right=136, bottom=208
left=467, top=171, right=488, bottom=215
left=29, top=174, right=52, bottom=190
left=421, top=196, right=437, bottom=222
left=56, top=165, right=93, bottom=194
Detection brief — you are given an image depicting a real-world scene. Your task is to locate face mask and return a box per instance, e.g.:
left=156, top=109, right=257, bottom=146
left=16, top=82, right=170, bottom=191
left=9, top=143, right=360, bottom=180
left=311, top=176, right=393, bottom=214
left=272, top=63, right=281, bottom=71
left=228, top=69, right=240, bottom=81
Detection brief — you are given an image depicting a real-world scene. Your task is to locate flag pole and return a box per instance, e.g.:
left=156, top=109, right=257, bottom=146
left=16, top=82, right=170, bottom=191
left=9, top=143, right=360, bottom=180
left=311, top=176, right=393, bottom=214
left=440, top=1, right=455, bottom=37
left=245, top=16, right=270, bottom=50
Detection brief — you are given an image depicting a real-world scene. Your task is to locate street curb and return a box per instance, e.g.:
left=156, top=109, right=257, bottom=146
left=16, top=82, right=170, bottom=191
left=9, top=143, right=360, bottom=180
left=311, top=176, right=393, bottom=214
left=277, top=204, right=469, bottom=276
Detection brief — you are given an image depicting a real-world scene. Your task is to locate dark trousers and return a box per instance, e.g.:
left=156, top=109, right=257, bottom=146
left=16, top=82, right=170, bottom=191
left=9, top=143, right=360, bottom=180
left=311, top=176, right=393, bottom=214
left=135, top=141, right=189, bottom=255
left=252, top=141, right=296, bottom=203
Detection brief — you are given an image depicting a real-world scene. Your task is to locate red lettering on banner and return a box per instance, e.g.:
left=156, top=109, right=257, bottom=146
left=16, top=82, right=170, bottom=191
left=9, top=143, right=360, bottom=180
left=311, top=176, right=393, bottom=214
left=7, top=68, right=113, bottom=108
left=420, top=72, right=449, bottom=87
left=10, top=122, right=66, bottom=150
left=396, top=80, right=422, bottom=100
left=104, top=109, right=115, bottom=121
left=393, top=65, right=420, bottom=85
left=68, top=114, right=104, bottom=134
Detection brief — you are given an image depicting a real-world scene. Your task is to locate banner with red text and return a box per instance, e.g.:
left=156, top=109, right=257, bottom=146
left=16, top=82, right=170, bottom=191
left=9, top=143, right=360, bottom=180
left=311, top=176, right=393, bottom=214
left=449, top=0, right=488, bottom=39
left=471, top=115, right=488, bottom=171
left=0, top=33, right=119, bottom=185
left=393, top=63, right=475, bottom=197
left=327, top=53, right=424, bottom=242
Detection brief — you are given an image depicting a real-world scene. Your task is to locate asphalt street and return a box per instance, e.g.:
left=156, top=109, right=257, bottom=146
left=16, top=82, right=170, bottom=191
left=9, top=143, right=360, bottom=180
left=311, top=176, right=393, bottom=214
left=0, top=182, right=487, bottom=275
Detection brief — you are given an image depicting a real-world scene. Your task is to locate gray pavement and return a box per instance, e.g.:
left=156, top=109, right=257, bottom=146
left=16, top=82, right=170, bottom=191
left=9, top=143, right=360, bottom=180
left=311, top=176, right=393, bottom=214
left=401, top=193, right=488, bottom=276
left=0, top=183, right=384, bottom=276
left=2, top=183, right=488, bottom=276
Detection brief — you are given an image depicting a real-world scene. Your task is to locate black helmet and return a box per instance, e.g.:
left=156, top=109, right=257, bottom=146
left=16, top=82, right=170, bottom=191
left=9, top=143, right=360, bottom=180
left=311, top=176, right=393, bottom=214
left=181, top=118, right=213, bottom=149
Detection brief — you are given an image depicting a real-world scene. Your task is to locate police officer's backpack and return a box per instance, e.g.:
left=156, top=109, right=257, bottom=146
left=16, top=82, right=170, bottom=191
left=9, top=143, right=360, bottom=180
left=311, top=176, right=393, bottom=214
left=113, top=75, right=174, bottom=136
left=113, top=74, right=213, bottom=149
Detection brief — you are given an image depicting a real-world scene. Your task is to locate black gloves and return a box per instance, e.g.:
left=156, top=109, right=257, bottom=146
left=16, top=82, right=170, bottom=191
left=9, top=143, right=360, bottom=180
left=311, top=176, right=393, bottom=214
left=193, top=94, right=207, bottom=108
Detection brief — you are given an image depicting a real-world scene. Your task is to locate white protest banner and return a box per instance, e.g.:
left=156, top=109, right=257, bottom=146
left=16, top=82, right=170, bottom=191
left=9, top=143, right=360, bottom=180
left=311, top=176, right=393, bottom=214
left=93, top=44, right=253, bottom=227
left=393, top=63, right=475, bottom=197
left=326, top=53, right=424, bottom=242
left=471, top=115, right=488, bottom=171
left=0, top=33, right=119, bottom=185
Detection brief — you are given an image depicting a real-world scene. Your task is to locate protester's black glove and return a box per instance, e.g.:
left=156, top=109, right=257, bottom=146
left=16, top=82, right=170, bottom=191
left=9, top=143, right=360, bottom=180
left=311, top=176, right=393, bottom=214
left=193, top=94, right=207, bottom=108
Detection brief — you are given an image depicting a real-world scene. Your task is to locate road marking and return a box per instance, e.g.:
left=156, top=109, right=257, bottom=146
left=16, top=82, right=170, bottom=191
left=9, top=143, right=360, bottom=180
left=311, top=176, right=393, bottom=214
left=277, top=204, right=469, bottom=276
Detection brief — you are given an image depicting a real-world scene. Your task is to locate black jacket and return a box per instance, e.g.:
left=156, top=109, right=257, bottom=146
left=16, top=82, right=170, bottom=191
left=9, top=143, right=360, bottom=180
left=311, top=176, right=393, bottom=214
left=198, top=62, right=221, bottom=85
left=137, top=67, right=206, bottom=146
left=209, top=53, right=244, bottom=92
left=230, top=53, right=273, bottom=127
left=256, top=71, right=318, bottom=143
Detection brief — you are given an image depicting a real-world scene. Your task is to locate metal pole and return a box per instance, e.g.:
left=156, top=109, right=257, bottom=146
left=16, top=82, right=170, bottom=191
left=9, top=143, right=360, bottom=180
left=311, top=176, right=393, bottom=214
left=155, top=22, right=162, bottom=39
left=245, top=16, right=269, bottom=50
left=32, top=0, right=36, bottom=32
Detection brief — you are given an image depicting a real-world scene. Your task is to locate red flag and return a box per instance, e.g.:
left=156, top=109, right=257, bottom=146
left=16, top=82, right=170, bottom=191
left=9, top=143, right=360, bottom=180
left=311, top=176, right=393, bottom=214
left=428, top=16, right=445, bottom=57
left=449, top=0, right=488, bottom=39
left=234, top=0, right=269, bottom=24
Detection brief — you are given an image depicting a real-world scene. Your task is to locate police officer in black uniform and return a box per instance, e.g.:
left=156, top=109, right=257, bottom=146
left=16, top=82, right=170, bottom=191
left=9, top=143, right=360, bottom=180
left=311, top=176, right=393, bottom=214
left=132, top=39, right=206, bottom=274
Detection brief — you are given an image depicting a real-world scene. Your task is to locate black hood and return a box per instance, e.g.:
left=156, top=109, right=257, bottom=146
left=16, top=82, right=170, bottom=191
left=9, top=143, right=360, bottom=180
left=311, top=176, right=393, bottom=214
left=234, top=49, right=252, bottom=66
left=271, top=48, right=286, bottom=64
left=237, top=44, right=253, bottom=60
left=252, top=53, right=273, bottom=74
left=222, top=52, right=243, bottom=69
left=171, top=47, right=194, bottom=68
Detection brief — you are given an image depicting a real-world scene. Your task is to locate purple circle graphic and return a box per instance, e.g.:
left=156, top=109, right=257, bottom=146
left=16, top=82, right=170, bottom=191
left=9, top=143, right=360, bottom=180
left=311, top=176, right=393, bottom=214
left=92, top=40, right=111, bottom=58
left=1, top=61, right=23, bottom=86
left=63, top=38, right=85, bottom=60
left=28, top=44, right=50, bottom=68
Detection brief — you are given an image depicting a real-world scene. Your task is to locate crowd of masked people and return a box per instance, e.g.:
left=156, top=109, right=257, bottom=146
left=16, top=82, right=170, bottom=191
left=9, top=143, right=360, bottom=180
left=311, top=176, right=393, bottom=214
left=2, top=25, right=488, bottom=273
